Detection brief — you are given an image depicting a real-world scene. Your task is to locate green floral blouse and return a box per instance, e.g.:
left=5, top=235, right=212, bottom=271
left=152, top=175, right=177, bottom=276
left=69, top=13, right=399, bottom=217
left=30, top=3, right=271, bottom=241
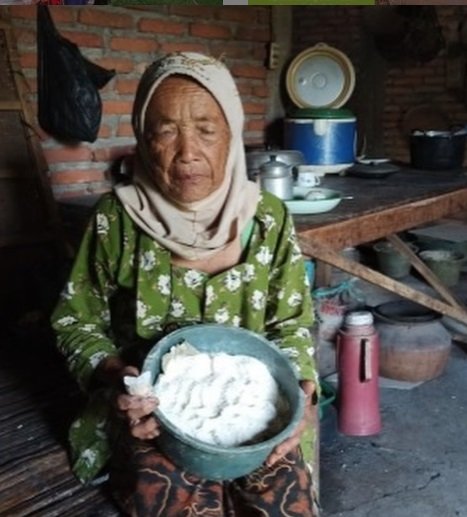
left=51, top=190, right=317, bottom=483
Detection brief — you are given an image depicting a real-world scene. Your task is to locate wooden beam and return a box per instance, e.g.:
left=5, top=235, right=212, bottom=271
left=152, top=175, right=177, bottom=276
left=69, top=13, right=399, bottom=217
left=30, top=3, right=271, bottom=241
left=299, top=236, right=467, bottom=325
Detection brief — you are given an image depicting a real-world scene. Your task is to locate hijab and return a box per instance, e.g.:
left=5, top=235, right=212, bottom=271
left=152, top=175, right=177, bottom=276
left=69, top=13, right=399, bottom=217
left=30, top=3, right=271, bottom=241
left=114, top=52, right=260, bottom=261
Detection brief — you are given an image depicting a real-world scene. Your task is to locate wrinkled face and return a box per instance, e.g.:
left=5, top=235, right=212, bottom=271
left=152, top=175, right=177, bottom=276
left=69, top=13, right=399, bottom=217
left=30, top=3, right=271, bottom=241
left=144, top=75, right=231, bottom=204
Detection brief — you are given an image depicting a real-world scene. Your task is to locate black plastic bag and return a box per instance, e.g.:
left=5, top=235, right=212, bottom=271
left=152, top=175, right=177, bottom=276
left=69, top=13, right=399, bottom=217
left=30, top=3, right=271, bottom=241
left=37, top=5, right=115, bottom=143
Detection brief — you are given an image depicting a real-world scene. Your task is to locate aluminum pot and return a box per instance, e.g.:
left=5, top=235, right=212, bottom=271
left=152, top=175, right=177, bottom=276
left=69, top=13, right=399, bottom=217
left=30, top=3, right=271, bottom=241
left=259, top=155, right=294, bottom=200
left=410, top=128, right=467, bottom=170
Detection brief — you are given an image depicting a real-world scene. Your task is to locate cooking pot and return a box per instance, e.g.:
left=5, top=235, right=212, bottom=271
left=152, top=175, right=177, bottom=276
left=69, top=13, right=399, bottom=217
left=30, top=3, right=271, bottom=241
left=373, top=300, right=452, bottom=382
left=410, top=127, right=467, bottom=170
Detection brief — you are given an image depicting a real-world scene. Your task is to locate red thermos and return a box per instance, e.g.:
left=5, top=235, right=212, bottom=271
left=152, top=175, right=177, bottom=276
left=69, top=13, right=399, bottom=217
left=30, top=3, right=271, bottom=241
left=336, top=311, right=382, bottom=436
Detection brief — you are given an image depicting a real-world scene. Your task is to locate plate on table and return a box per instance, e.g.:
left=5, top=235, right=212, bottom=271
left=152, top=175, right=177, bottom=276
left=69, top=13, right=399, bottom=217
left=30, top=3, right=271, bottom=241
left=347, top=161, right=400, bottom=178
left=285, top=187, right=343, bottom=215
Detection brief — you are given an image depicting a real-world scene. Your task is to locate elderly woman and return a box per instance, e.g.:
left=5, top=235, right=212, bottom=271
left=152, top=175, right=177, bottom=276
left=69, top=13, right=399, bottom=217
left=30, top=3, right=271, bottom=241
left=52, top=52, right=318, bottom=516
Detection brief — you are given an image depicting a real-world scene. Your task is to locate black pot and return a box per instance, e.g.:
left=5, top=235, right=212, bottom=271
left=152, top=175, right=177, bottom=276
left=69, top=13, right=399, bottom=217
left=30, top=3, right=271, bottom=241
left=410, top=130, right=466, bottom=170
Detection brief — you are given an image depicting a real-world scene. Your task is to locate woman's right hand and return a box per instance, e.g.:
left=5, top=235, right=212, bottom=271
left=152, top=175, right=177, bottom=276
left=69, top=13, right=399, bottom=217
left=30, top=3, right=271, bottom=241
left=97, top=358, right=160, bottom=440
left=116, top=365, right=160, bottom=440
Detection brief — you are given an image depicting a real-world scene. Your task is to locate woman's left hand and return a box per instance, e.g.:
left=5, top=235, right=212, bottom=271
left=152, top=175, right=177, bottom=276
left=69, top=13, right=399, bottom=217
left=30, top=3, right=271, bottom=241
left=265, top=380, right=316, bottom=467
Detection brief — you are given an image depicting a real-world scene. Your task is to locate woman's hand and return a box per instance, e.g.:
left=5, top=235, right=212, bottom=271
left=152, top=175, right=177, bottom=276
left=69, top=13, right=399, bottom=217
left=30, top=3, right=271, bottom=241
left=97, top=357, right=160, bottom=440
left=115, top=374, right=160, bottom=440
left=266, top=380, right=316, bottom=467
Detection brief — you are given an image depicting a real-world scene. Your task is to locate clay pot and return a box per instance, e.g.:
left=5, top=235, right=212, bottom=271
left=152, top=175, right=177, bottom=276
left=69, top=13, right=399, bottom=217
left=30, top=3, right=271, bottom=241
left=373, top=301, right=452, bottom=382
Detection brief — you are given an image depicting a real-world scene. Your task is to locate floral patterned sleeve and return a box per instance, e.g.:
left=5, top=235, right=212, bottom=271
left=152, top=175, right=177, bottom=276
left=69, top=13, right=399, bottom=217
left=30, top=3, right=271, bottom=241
left=264, top=209, right=317, bottom=384
left=51, top=195, right=122, bottom=392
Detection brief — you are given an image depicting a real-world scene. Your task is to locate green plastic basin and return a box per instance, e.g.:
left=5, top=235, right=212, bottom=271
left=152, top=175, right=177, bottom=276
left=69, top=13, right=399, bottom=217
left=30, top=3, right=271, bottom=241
left=142, top=324, right=305, bottom=480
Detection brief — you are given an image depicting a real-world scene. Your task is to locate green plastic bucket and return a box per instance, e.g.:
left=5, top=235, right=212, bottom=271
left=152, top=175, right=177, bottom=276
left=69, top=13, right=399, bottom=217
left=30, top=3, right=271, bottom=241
left=419, top=249, right=465, bottom=287
left=373, top=241, right=418, bottom=279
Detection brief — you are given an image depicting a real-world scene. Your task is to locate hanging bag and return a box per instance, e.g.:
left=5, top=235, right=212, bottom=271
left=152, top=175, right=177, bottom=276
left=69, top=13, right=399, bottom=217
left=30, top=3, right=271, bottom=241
left=37, top=5, right=115, bottom=142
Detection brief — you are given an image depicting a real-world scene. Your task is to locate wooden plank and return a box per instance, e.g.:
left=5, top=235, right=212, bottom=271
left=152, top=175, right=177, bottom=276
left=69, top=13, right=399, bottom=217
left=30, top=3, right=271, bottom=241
left=297, top=187, right=467, bottom=250
left=0, top=446, right=70, bottom=512
left=299, top=237, right=467, bottom=324
left=32, top=489, right=119, bottom=517
left=1, top=27, right=67, bottom=253
left=0, top=100, right=21, bottom=110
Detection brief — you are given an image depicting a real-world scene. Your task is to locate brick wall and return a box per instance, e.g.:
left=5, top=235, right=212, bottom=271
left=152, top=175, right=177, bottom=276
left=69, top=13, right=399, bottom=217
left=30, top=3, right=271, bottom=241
left=292, top=6, right=467, bottom=163
left=6, top=5, right=271, bottom=199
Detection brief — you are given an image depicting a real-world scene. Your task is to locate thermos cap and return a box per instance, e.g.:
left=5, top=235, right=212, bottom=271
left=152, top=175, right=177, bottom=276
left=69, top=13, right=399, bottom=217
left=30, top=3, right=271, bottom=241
left=345, top=311, right=374, bottom=326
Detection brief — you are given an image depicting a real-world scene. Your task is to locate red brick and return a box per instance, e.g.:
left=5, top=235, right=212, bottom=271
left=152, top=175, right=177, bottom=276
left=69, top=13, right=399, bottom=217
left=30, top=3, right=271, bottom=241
left=102, top=100, right=134, bottom=116
left=253, top=46, right=268, bottom=61
left=247, top=118, right=266, bottom=132
left=79, top=8, right=133, bottom=29
left=44, top=146, right=93, bottom=164
left=14, top=28, right=36, bottom=46
left=218, top=7, right=254, bottom=24
left=61, top=31, right=103, bottom=49
left=117, top=121, right=135, bottom=138
left=231, top=64, right=267, bottom=80
left=95, top=58, right=134, bottom=74
left=48, top=6, right=76, bottom=24
left=97, top=124, right=113, bottom=139
left=110, top=37, right=158, bottom=53
left=93, top=145, right=135, bottom=163
left=19, top=53, right=37, bottom=70
left=9, top=6, right=37, bottom=20
left=256, top=7, right=271, bottom=25
left=116, top=79, right=140, bottom=96
left=252, top=84, right=269, bottom=98
left=139, top=18, right=186, bottom=36
left=221, top=43, right=254, bottom=60
left=237, top=26, right=270, bottom=42
left=190, top=23, right=231, bottom=40
left=243, top=102, right=266, bottom=115
left=160, top=42, right=208, bottom=54
left=50, top=169, right=106, bottom=185
left=236, top=82, right=252, bottom=96
left=169, top=6, right=216, bottom=19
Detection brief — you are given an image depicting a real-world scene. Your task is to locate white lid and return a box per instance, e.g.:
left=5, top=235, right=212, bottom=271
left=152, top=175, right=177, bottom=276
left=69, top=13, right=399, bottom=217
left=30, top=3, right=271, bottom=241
left=286, top=43, right=355, bottom=109
left=345, top=311, right=374, bottom=326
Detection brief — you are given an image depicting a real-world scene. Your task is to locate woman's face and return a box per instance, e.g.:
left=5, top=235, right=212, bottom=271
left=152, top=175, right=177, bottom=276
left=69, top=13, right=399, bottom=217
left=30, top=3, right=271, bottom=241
left=144, top=76, right=231, bottom=204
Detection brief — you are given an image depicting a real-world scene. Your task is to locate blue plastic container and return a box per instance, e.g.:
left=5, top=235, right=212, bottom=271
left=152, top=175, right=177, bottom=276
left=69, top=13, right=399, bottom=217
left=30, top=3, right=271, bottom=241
left=142, top=324, right=305, bottom=480
left=284, top=108, right=356, bottom=170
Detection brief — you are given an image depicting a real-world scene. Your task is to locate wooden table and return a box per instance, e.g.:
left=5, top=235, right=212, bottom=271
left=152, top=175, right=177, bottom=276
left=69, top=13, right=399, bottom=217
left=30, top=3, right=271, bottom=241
left=295, top=166, right=467, bottom=324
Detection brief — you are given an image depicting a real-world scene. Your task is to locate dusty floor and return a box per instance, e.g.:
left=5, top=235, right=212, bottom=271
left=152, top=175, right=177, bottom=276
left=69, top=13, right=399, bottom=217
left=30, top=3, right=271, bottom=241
left=320, top=342, right=467, bottom=517
left=318, top=269, right=467, bottom=517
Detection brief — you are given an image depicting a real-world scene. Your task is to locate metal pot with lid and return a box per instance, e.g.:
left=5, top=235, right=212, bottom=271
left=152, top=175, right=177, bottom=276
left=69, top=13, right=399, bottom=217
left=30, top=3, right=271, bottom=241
left=410, top=126, right=467, bottom=170
left=259, top=155, right=294, bottom=201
